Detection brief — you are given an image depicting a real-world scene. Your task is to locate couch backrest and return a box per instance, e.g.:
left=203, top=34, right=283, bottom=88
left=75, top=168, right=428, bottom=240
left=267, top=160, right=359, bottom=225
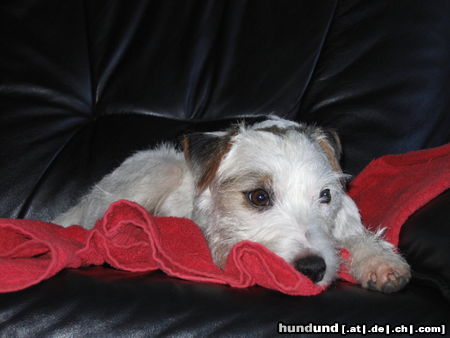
left=1, top=0, right=449, bottom=220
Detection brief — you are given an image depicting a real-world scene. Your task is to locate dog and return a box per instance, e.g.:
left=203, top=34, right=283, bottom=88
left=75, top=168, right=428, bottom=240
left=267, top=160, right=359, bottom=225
left=54, top=115, right=411, bottom=293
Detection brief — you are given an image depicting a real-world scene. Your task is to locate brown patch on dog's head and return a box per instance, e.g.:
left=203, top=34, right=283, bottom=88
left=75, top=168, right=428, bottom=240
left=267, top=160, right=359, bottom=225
left=182, top=131, right=235, bottom=192
left=307, top=127, right=342, bottom=173
left=255, top=125, right=289, bottom=136
left=255, top=125, right=306, bottom=137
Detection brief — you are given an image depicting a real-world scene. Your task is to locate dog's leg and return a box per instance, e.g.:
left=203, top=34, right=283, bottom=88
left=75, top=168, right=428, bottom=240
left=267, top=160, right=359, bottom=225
left=333, top=194, right=411, bottom=293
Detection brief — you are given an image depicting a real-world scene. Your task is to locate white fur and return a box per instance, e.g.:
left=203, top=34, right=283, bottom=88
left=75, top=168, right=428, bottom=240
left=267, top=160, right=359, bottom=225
left=54, top=115, right=410, bottom=292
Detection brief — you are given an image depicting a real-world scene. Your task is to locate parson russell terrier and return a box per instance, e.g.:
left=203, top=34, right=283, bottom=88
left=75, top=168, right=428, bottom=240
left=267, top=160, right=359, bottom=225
left=54, top=115, right=411, bottom=293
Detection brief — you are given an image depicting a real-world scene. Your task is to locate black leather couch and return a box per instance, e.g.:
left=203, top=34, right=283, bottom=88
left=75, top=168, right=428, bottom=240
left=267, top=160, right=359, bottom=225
left=1, top=1, right=449, bottom=336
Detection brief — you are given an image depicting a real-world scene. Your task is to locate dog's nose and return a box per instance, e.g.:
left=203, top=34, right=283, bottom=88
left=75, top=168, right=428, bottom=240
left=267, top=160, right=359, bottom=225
left=294, top=255, right=326, bottom=283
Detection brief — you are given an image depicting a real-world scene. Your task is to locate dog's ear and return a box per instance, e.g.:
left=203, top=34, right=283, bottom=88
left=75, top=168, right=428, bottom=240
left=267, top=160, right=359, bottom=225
left=182, top=132, right=233, bottom=192
left=308, top=127, right=342, bottom=173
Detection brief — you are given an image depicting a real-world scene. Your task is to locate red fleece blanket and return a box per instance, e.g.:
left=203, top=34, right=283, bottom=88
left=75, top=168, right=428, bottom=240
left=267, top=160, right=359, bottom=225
left=1, top=144, right=450, bottom=295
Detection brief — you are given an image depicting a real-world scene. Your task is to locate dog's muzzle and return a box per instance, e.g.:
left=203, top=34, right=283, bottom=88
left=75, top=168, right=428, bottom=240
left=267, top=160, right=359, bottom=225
left=294, top=255, right=326, bottom=283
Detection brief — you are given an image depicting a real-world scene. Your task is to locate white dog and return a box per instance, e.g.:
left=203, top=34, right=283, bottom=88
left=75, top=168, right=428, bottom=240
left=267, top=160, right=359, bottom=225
left=54, top=115, right=410, bottom=293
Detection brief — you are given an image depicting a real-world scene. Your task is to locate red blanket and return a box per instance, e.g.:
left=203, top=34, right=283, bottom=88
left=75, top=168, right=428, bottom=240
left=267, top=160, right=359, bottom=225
left=1, top=144, right=450, bottom=295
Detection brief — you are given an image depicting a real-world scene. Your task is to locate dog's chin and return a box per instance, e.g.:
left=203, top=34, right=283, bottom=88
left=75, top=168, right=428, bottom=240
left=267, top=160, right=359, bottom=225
left=209, top=236, right=340, bottom=287
left=210, top=244, right=233, bottom=270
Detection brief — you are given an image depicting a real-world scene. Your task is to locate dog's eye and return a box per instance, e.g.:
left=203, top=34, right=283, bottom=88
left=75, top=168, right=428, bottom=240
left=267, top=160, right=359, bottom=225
left=247, top=189, right=271, bottom=208
left=319, top=189, right=331, bottom=204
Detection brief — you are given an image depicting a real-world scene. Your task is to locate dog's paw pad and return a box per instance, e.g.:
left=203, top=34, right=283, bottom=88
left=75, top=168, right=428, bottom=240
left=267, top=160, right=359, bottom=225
left=359, top=258, right=411, bottom=293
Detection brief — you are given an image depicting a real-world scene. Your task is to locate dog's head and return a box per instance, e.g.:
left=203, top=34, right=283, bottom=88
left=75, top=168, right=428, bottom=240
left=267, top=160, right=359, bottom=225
left=182, top=115, right=347, bottom=286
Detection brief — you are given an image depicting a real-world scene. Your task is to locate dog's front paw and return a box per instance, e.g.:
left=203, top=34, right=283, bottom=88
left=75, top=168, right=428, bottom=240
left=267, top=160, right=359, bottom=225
left=355, top=254, right=411, bottom=293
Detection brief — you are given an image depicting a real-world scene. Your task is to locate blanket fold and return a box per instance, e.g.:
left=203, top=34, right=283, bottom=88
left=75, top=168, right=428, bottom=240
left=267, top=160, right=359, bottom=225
left=1, top=143, right=449, bottom=295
